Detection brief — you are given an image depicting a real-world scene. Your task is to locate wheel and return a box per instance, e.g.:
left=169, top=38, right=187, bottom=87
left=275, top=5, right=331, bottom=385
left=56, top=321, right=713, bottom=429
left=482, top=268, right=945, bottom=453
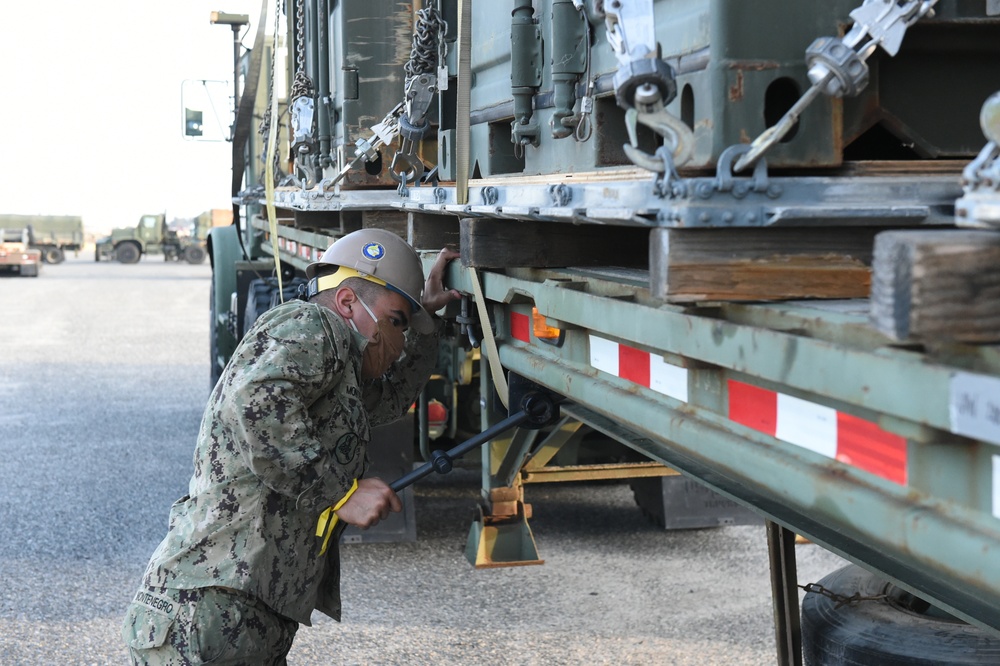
left=184, top=245, right=207, bottom=264
left=243, top=278, right=276, bottom=337
left=42, top=247, right=65, bottom=264
left=802, top=564, right=1000, bottom=665
left=115, top=242, right=141, bottom=264
left=269, top=277, right=307, bottom=308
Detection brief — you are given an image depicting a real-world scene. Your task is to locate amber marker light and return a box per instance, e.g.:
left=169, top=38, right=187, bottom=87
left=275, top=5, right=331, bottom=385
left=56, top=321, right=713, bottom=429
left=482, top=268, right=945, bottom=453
left=532, top=307, right=562, bottom=340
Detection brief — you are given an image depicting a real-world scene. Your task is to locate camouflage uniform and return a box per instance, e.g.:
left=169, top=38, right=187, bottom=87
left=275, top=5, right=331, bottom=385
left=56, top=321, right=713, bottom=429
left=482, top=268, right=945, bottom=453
left=123, top=299, right=438, bottom=664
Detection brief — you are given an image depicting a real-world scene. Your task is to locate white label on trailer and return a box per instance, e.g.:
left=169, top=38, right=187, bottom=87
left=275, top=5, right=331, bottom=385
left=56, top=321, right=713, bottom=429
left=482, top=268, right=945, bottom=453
left=994, top=455, right=1000, bottom=519
left=589, top=335, right=619, bottom=377
left=949, top=372, right=1000, bottom=446
left=775, top=393, right=838, bottom=459
left=650, top=356, right=688, bottom=403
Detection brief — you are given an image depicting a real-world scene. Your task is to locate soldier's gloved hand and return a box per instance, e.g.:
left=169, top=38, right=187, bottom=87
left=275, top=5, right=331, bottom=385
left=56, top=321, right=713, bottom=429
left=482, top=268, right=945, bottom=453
left=334, top=477, right=402, bottom=529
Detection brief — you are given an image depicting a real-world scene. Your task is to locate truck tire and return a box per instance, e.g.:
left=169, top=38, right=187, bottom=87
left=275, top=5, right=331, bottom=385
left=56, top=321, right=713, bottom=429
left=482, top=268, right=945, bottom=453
left=244, top=279, right=275, bottom=336
left=42, top=246, right=65, bottom=264
left=115, top=242, right=141, bottom=264
left=801, top=564, right=1000, bottom=665
left=184, top=245, right=207, bottom=264
left=269, top=277, right=307, bottom=308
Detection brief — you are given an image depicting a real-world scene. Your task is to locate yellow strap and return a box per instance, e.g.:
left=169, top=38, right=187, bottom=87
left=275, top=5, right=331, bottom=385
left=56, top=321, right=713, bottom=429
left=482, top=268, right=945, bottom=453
left=316, top=479, right=359, bottom=556
left=264, top=67, right=284, bottom=304
left=469, top=267, right=509, bottom=408
left=316, top=266, right=387, bottom=293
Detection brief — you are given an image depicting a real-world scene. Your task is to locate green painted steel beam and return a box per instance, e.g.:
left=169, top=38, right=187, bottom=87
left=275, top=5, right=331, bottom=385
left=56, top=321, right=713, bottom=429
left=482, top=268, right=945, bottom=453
left=424, top=258, right=1000, bottom=631
left=437, top=263, right=997, bottom=441
left=500, top=342, right=1000, bottom=634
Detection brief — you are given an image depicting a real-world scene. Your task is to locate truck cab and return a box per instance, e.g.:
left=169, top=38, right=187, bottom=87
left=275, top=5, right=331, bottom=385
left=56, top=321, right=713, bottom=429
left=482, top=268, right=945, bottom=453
left=0, top=229, right=41, bottom=277
left=95, top=214, right=206, bottom=264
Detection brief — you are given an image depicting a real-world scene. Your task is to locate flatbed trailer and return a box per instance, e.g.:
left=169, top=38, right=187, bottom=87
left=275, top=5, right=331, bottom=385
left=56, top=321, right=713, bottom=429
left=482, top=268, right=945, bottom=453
left=205, top=0, right=1000, bottom=660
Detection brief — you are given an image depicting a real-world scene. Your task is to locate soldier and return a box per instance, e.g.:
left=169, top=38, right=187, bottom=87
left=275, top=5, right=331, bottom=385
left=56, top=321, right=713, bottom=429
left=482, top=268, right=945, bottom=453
left=122, top=229, right=461, bottom=664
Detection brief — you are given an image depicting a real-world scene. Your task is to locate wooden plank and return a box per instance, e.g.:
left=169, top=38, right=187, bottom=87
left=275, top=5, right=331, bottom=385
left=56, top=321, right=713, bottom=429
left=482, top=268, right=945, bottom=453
left=292, top=210, right=339, bottom=231
left=362, top=210, right=407, bottom=237
left=870, top=229, right=1000, bottom=343
left=650, top=227, right=879, bottom=302
left=460, top=217, right=648, bottom=269
left=408, top=212, right=459, bottom=251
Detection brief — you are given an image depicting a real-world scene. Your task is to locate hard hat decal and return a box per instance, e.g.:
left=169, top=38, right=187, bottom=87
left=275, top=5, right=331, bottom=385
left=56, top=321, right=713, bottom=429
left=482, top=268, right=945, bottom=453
left=362, top=242, right=385, bottom=261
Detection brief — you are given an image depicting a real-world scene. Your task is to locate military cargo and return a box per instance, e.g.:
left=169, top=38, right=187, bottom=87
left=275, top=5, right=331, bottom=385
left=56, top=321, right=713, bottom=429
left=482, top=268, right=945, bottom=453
left=202, top=1, right=1000, bottom=660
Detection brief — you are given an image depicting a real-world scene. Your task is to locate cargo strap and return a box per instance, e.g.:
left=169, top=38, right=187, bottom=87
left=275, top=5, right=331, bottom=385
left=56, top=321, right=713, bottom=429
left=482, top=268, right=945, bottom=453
left=315, top=478, right=359, bottom=556
left=263, top=0, right=284, bottom=304
left=469, top=267, right=509, bottom=409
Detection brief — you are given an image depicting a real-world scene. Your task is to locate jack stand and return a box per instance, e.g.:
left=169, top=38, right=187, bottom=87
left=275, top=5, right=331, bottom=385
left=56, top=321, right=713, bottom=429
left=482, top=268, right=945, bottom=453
left=466, top=496, right=543, bottom=568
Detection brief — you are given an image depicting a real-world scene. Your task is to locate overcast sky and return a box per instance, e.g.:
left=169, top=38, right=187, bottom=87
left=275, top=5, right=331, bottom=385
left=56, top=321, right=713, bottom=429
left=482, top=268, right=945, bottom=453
left=0, top=1, right=265, bottom=233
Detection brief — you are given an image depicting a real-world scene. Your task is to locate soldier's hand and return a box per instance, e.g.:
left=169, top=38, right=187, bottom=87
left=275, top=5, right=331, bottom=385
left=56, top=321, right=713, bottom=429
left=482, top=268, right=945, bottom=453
left=335, top=478, right=402, bottom=529
left=422, top=247, right=461, bottom=314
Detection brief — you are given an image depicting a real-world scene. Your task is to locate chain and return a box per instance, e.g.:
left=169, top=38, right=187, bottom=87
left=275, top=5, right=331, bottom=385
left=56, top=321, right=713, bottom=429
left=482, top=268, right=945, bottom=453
left=799, top=583, right=888, bottom=609
left=290, top=0, right=314, bottom=101
left=295, top=0, right=307, bottom=80
left=257, top=0, right=289, bottom=184
left=404, top=6, right=447, bottom=79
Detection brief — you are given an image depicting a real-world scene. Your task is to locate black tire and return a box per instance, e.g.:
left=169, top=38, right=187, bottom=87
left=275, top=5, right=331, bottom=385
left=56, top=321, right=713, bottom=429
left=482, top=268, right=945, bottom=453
left=184, top=245, right=207, bottom=264
left=115, top=242, right=141, bottom=264
left=269, top=277, right=307, bottom=308
left=42, top=247, right=65, bottom=264
left=243, top=278, right=275, bottom=337
left=802, top=564, right=1000, bottom=665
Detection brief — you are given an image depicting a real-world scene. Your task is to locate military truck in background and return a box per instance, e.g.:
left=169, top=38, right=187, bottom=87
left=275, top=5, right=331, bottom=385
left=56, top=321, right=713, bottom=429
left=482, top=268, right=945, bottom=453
left=0, top=214, right=84, bottom=264
left=95, top=213, right=208, bottom=264
left=202, top=1, right=1000, bottom=661
left=0, top=229, right=41, bottom=277
left=192, top=208, right=233, bottom=247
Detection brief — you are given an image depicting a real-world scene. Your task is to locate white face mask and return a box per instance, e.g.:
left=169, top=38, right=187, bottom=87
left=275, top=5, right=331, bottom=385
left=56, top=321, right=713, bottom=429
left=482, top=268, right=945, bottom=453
left=347, top=296, right=405, bottom=379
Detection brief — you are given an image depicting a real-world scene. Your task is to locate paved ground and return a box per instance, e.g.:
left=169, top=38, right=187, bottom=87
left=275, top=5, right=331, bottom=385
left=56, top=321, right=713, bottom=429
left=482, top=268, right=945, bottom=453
left=0, top=252, right=846, bottom=665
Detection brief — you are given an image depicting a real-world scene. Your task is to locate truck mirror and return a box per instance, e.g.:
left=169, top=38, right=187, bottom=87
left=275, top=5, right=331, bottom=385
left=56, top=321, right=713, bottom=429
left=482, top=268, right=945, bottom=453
left=181, top=79, right=231, bottom=142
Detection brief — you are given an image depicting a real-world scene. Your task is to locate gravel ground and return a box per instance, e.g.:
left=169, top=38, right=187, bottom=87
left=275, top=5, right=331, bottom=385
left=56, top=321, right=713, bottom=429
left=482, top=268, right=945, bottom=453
left=0, top=252, right=846, bottom=665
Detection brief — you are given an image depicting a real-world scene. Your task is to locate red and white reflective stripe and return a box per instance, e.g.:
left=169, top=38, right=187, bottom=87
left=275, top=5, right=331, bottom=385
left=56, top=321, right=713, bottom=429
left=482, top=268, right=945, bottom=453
left=515, top=322, right=906, bottom=486
left=728, top=380, right=908, bottom=485
left=587, top=334, right=689, bottom=402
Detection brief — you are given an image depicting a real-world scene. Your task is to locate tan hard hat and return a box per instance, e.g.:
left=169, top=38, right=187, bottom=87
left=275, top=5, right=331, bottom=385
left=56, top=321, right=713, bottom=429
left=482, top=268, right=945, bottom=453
left=306, top=229, right=433, bottom=333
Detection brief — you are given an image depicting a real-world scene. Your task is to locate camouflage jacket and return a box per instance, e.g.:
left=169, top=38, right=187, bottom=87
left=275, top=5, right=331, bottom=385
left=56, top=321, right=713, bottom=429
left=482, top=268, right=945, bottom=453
left=141, top=299, right=439, bottom=624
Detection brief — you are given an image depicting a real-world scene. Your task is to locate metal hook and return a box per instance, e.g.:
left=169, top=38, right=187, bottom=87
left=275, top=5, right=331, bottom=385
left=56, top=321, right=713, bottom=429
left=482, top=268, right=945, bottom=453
left=623, top=106, right=695, bottom=174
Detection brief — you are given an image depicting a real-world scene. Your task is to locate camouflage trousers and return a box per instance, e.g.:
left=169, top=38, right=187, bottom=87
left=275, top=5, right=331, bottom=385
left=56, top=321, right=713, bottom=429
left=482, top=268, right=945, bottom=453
left=122, top=586, right=298, bottom=665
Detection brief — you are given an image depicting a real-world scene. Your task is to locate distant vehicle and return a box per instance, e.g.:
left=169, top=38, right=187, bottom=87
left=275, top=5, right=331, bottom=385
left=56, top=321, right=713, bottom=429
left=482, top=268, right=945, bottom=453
left=191, top=208, right=233, bottom=246
left=0, top=229, right=41, bottom=277
left=95, top=213, right=208, bottom=264
left=0, top=214, right=84, bottom=264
